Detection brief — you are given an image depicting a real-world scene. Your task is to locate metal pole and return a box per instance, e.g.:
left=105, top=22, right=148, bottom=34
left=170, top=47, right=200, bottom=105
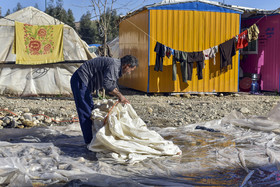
left=45, top=0, right=47, bottom=11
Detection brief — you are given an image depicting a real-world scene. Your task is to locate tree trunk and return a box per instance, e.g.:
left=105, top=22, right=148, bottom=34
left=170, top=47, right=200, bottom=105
left=102, top=30, right=107, bottom=99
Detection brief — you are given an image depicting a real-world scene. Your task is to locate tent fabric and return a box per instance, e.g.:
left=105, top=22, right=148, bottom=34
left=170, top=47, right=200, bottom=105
left=14, top=22, right=64, bottom=65
left=0, top=6, right=96, bottom=95
left=88, top=100, right=182, bottom=164
left=0, top=63, right=81, bottom=96
left=0, top=6, right=96, bottom=63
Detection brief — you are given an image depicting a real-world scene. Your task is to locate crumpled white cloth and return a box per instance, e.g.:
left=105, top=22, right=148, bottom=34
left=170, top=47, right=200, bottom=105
left=88, top=100, right=182, bottom=164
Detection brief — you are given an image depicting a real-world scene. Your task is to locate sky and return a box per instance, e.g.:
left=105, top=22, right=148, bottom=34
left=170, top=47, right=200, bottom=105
left=1, top=0, right=280, bottom=22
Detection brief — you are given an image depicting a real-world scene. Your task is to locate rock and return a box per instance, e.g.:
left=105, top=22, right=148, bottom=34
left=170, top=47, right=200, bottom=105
left=44, top=117, right=52, bottom=123
left=10, top=120, right=18, bottom=128
left=2, top=116, right=12, bottom=126
left=59, top=107, right=66, bottom=112
left=264, top=99, right=271, bottom=103
left=22, top=107, right=30, bottom=113
left=35, top=115, right=44, bottom=121
left=0, top=120, right=3, bottom=127
left=147, top=107, right=153, bottom=114
left=23, top=113, right=33, bottom=121
left=182, top=94, right=191, bottom=98
left=219, top=93, right=224, bottom=97
left=240, top=107, right=250, bottom=114
left=22, top=120, right=36, bottom=127
left=17, top=125, right=25, bottom=129
left=233, top=93, right=240, bottom=97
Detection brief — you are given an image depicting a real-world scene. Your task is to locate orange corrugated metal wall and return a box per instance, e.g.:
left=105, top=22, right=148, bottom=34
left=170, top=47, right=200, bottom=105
left=149, top=10, right=240, bottom=93
left=118, top=10, right=149, bottom=92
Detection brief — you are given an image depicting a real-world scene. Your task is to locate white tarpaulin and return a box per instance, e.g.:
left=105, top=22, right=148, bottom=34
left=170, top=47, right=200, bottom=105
left=88, top=100, right=182, bottom=163
left=0, top=102, right=280, bottom=186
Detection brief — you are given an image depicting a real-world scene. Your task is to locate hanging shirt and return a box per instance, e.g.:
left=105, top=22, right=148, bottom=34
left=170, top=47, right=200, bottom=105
left=219, top=38, right=236, bottom=71
left=203, top=46, right=218, bottom=65
left=247, top=24, right=260, bottom=42
left=237, top=30, right=248, bottom=49
left=154, top=42, right=165, bottom=72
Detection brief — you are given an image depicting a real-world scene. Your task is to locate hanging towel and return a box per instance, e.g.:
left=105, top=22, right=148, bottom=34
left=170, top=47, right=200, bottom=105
left=154, top=42, right=165, bottom=71
left=237, top=30, right=248, bottom=49
left=172, top=50, right=188, bottom=83
left=14, top=21, right=64, bottom=65
left=247, top=24, right=260, bottom=42
left=219, top=38, right=236, bottom=71
left=203, top=46, right=218, bottom=65
left=187, top=51, right=204, bottom=80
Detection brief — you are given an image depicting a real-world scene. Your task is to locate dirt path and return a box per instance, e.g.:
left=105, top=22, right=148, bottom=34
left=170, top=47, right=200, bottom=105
left=0, top=88, right=279, bottom=128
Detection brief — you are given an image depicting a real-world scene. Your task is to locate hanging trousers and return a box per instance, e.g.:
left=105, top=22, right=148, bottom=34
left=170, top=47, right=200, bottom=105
left=172, top=50, right=188, bottom=83
left=70, top=71, right=94, bottom=144
left=187, top=52, right=204, bottom=80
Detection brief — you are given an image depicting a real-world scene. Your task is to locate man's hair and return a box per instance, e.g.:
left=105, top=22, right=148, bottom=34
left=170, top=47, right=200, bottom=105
left=121, top=55, right=138, bottom=68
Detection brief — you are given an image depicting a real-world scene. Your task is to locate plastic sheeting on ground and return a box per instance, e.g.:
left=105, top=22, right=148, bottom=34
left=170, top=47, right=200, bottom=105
left=0, top=102, right=280, bottom=186
left=88, top=100, right=182, bottom=164
left=0, top=63, right=81, bottom=96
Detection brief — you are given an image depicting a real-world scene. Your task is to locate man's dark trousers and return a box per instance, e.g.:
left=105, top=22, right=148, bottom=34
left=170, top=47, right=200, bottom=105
left=70, top=71, right=94, bottom=144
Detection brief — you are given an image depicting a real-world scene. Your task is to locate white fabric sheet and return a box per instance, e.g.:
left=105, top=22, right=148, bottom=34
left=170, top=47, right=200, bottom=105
left=88, top=100, right=182, bottom=164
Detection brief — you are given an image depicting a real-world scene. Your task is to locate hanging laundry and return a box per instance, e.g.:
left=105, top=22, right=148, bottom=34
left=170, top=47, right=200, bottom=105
left=236, top=30, right=248, bottom=50
left=247, top=24, right=260, bottom=42
left=219, top=38, right=236, bottom=71
left=172, top=50, right=188, bottom=83
left=166, top=47, right=172, bottom=58
left=14, top=21, right=64, bottom=65
left=154, top=42, right=166, bottom=71
left=203, top=46, right=218, bottom=65
left=187, top=52, right=204, bottom=80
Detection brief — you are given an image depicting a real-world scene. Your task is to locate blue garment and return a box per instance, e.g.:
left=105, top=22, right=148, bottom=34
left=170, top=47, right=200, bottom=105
left=70, top=71, right=94, bottom=144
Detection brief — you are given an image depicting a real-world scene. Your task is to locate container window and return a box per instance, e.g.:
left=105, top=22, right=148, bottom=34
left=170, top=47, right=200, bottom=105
left=241, top=39, right=258, bottom=54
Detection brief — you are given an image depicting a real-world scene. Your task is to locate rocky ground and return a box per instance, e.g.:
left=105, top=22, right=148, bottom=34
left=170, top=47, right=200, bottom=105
left=0, top=88, right=279, bottom=129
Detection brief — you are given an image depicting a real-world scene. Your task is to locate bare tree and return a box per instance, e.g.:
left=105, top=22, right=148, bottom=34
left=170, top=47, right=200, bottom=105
left=90, top=0, right=117, bottom=57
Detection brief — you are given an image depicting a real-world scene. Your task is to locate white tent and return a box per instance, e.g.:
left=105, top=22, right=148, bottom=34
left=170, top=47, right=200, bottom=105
left=0, top=6, right=96, bottom=96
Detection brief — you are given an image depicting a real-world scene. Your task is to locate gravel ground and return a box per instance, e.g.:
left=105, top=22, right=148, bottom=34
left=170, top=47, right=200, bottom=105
left=0, top=88, right=279, bottom=128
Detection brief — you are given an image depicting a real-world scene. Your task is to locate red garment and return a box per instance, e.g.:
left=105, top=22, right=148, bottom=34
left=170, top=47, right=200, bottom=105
left=237, top=30, right=248, bottom=49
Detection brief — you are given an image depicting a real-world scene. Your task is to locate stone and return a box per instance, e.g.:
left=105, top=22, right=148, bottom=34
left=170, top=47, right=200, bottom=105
left=10, top=120, right=18, bottom=128
left=44, top=117, right=52, bottom=123
left=22, top=120, right=36, bottom=127
left=3, top=116, right=11, bottom=126
left=23, top=113, right=33, bottom=121
left=17, top=125, right=25, bottom=129
left=22, top=107, right=30, bottom=113
left=147, top=107, right=153, bottom=114
left=182, top=94, right=191, bottom=98
left=240, top=107, right=250, bottom=114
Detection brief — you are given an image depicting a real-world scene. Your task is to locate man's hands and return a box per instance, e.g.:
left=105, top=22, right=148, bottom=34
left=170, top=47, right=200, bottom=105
left=109, top=88, right=130, bottom=104
left=119, top=95, right=129, bottom=104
